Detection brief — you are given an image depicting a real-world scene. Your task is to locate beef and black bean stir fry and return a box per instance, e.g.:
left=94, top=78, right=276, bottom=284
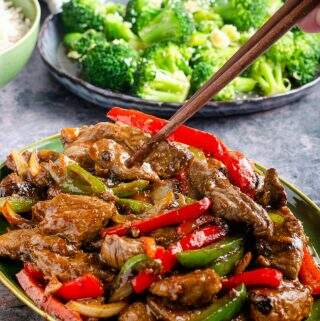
left=0, top=108, right=319, bottom=321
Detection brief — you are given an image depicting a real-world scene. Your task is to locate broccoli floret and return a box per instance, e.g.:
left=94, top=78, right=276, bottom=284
left=265, top=31, right=294, bottom=64
left=64, top=29, right=106, bottom=59
left=286, top=32, right=320, bottom=86
left=125, top=0, right=162, bottom=34
left=104, top=2, right=126, bottom=17
left=143, top=42, right=193, bottom=75
left=192, top=8, right=223, bottom=33
left=134, top=43, right=191, bottom=103
left=81, top=40, right=139, bottom=92
left=191, top=61, right=256, bottom=101
left=138, top=1, right=195, bottom=45
left=62, top=0, right=105, bottom=32
left=213, top=0, right=272, bottom=31
left=251, top=57, right=290, bottom=96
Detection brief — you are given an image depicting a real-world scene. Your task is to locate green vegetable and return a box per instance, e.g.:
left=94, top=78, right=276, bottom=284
left=251, top=57, right=290, bottom=96
left=103, top=13, right=143, bottom=50
left=213, top=0, right=275, bottom=31
left=191, top=284, right=247, bottom=321
left=117, top=198, right=152, bottom=214
left=287, top=31, right=320, bottom=86
left=177, top=237, right=243, bottom=268
left=307, top=299, right=320, bottom=321
left=0, top=196, right=36, bottom=213
left=112, top=180, right=150, bottom=197
left=64, top=29, right=106, bottom=59
left=125, top=0, right=162, bottom=34
left=211, top=246, right=244, bottom=277
left=62, top=0, right=105, bottom=32
left=138, top=1, right=195, bottom=45
left=269, top=211, right=285, bottom=224
left=134, top=42, right=191, bottom=103
left=81, top=41, right=139, bottom=92
left=104, top=2, right=126, bottom=17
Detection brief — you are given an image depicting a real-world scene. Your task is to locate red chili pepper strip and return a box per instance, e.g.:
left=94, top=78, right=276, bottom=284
left=132, top=270, right=157, bottom=294
left=56, top=274, right=104, bottom=301
left=222, top=268, right=283, bottom=290
left=24, top=262, right=44, bottom=282
left=178, top=214, right=216, bottom=236
left=154, top=247, right=177, bottom=273
left=101, top=197, right=211, bottom=238
left=16, top=269, right=83, bottom=321
left=299, top=247, right=320, bottom=295
left=176, top=225, right=227, bottom=251
left=107, top=108, right=256, bottom=196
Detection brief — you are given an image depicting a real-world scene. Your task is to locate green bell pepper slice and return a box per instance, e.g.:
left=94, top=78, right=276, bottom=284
left=191, top=284, right=247, bottom=321
left=177, top=237, right=243, bottom=268
left=307, top=299, right=320, bottom=321
left=211, top=246, right=244, bottom=277
left=117, top=198, right=152, bottom=214
left=0, top=196, right=36, bottom=213
left=112, top=180, right=149, bottom=197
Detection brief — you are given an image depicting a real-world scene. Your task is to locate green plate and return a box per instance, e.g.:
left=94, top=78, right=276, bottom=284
left=0, top=134, right=319, bottom=321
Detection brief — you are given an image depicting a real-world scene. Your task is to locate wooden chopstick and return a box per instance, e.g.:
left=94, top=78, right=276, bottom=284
left=127, top=0, right=319, bottom=166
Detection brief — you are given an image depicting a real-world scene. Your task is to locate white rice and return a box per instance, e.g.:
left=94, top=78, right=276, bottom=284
left=0, top=0, right=31, bottom=53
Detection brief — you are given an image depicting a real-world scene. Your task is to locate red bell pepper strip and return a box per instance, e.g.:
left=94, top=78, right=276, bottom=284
left=175, top=225, right=227, bottom=251
left=56, top=273, right=104, bottom=300
left=299, top=247, right=320, bottom=295
left=107, top=107, right=257, bottom=196
left=222, top=268, right=283, bottom=290
left=16, top=269, right=83, bottom=321
left=100, top=197, right=211, bottom=237
left=24, top=262, right=44, bottom=282
left=177, top=214, right=217, bottom=235
left=132, top=270, right=157, bottom=294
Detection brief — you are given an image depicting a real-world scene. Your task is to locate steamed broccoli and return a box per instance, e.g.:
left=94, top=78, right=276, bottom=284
left=265, top=31, right=294, bottom=64
left=103, top=13, right=143, bottom=50
left=138, top=1, right=195, bottom=45
left=134, top=43, right=191, bottom=103
left=104, top=2, right=126, bottom=17
left=251, top=57, right=290, bottom=96
left=213, top=0, right=273, bottom=31
left=64, top=29, right=106, bottom=59
left=286, top=32, right=320, bottom=86
left=62, top=0, right=105, bottom=32
left=81, top=40, right=139, bottom=92
left=191, top=61, right=256, bottom=101
left=125, top=0, right=162, bottom=34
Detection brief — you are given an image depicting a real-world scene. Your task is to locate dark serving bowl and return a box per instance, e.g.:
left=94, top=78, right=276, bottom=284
left=38, top=14, right=320, bottom=118
left=0, top=134, right=320, bottom=320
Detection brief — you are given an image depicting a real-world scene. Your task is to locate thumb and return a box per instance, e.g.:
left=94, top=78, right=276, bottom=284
left=298, top=7, right=320, bottom=33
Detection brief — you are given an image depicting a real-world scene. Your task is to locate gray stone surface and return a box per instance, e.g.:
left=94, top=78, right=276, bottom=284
left=1, top=6, right=320, bottom=321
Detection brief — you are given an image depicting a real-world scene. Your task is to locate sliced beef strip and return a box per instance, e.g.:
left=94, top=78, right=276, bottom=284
left=149, top=269, right=221, bottom=306
left=119, top=302, right=154, bottom=321
left=33, top=194, right=115, bottom=245
left=100, top=235, right=144, bottom=269
left=29, top=249, right=108, bottom=282
left=256, top=168, right=287, bottom=209
left=150, top=227, right=180, bottom=248
left=61, top=122, right=149, bottom=170
left=249, top=280, right=313, bottom=321
left=0, top=228, right=75, bottom=260
left=147, top=297, right=202, bottom=321
left=188, top=159, right=273, bottom=238
left=145, top=142, right=193, bottom=179
left=0, top=173, right=38, bottom=198
left=89, top=138, right=159, bottom=182
left=255, top=206, right=305, bottom=279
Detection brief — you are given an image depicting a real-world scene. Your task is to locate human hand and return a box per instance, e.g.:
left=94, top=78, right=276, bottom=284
left=298, top=6, right=320, bottom=32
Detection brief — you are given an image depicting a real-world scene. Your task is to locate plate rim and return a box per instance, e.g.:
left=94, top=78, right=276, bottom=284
left=0, top=133, right=320, bottom=320
left=38, top=13, right=320, bottom=113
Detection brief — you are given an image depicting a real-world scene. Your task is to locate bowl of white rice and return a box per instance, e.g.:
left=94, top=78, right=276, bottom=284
left=0, top=0, right=41, bottom=87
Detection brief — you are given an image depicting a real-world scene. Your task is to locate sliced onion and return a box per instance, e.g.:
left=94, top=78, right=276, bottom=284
left=66, top=301, right=127, bottom=318
left=11, top=151, right=28, bottom=177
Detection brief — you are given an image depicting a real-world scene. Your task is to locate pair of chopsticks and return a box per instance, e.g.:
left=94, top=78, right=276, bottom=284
left=128, top=0, right=320, bottom=166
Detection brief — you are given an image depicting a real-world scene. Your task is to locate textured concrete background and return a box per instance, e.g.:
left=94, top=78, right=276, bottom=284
left=1, top=5, right=320, bottom=321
